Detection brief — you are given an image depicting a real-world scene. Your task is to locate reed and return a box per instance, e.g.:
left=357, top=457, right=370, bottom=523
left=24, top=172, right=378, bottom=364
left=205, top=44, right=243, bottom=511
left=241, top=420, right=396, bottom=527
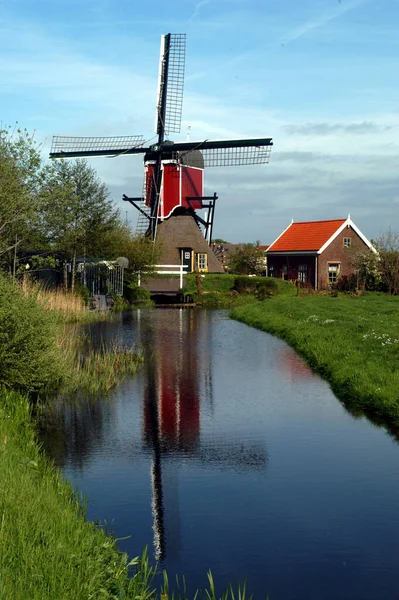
left=46, top=325, right=141, bottom=395
left=20, top=278, right=99, bottom=323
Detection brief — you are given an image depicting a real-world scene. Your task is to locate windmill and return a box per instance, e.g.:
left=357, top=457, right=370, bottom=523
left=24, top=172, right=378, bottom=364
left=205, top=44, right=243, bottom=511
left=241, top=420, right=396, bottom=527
left=50, top=34, right=273, bottom=269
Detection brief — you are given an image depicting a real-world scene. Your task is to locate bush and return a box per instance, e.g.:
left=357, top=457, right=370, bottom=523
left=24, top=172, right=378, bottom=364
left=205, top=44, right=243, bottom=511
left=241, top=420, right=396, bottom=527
left=111, top=294, right=129, bottom=311
left=233, top=276, right=258, bottom=294
left=124, top=283, right=151, bottom=303
left=74, top=283, right=90, bottom=305
left=256, top=279, right=279, bottom=300
left=0, top=275, right=63, bottom=393
left=335, top=274, right=357, bottom=292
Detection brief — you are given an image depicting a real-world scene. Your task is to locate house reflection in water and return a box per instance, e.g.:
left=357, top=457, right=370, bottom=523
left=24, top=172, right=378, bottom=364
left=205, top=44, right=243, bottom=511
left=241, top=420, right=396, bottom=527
left=277, top=347, right=316, bottom=382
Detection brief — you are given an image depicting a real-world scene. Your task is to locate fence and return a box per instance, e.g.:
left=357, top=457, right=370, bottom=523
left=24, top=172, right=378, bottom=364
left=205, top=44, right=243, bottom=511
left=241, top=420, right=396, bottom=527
left=137, top=264, right=188, bottom=289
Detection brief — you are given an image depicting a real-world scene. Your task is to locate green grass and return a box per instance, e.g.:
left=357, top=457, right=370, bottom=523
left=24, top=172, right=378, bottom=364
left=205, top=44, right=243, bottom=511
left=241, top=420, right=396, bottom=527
left=0, top=390, right=137, bottom=599
left=231, top=293, right=399, bottom=427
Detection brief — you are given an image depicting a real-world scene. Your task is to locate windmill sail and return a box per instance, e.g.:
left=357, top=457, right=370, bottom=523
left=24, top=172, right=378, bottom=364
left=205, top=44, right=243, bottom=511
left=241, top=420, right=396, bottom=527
left=155, top=33, right=186, bottom=138
left=174, top=137, right=273, bottom=167
left=50, top=135, right=146, bottom=158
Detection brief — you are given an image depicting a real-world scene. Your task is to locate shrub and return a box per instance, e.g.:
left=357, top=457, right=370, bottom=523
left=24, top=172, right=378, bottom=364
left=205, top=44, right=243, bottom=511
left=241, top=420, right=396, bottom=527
left=74, top=283, right=91, bottom=305
left=335, top=274, right=357, bottom=292
left=0, top=275, right=63, bottom=393
left=125, top=283, right=151, bottom=303
left=233, top=276, right=258, bottom=294
left=256, top=279, right=279, bottom=299
left=111, top=294, right=129, bottom=311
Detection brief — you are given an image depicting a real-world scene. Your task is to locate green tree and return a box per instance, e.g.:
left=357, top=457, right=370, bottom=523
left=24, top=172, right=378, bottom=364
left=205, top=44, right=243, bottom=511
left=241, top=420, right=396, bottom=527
left=118, top=235, right=162, bottom=284
left=228, top=242, right=266, bottom=276
left=41, top=159, right=121, bottom=289
left=374, top=230, right=399, bottom=295
left=350, top=248, right=381, bottom=290
left=0, top=126, right=45, bottom=274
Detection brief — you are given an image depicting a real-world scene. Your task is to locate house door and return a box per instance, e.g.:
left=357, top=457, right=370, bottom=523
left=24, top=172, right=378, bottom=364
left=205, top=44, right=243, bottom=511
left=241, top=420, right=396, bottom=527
left=181, top=248, right=193, bottom=273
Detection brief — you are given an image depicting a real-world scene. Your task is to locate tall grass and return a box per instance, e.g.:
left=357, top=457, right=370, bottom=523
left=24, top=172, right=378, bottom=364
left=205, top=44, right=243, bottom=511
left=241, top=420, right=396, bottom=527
left=232, top=293, right=399, bottom=426
left=0, top=390, right=136, bottom=599
left=56, top=327, right=142, bottom=394
left=0, top=274, right=140, bottom=395
left=20, top=278, right=100, bottom=323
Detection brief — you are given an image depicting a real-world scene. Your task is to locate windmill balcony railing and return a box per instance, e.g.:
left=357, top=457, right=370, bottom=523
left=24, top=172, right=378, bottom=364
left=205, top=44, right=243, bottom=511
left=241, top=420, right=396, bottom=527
left=137, top=264, right=188, bottom=289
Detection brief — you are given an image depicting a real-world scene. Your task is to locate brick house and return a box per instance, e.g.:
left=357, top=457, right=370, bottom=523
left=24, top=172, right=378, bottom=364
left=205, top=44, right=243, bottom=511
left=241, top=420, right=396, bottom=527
left=266, top=216, right=376, bottom=290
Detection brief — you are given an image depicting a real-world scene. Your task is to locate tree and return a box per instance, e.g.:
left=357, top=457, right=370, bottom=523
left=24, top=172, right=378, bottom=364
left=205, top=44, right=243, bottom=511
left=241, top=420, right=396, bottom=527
left=211, top=238, right=230, bottom=244
left=118, top=235, right=162, bottom=285
left=0, top=126, right=45, bottom=274
left=374, top=230, right=399, bottom=295
left=350, top=248, right=381, bottom=291
left=228, top=242, right=266, bottom=276
left=40, top=159, right=121, bottom=289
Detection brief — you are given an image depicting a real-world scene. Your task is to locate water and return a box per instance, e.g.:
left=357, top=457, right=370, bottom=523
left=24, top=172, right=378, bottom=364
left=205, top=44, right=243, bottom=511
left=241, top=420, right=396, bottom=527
left=40, top=309, right=399, bottom=599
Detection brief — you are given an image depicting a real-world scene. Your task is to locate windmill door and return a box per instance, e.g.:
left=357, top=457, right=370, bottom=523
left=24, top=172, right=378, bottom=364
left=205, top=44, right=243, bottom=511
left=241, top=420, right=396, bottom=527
left=181, top=248, right=193, bottom=274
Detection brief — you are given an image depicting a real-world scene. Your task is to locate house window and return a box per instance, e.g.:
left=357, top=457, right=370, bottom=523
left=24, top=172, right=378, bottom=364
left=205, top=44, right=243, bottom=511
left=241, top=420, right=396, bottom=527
left=197, top=253, right=207, bottom=272
left=328, top=263, right=340, bottom=284
left=298, top=264, right=308, bottom=283
left=343, top=237, right=351, bottom=248
left=268, top=266, right=275, bottom=277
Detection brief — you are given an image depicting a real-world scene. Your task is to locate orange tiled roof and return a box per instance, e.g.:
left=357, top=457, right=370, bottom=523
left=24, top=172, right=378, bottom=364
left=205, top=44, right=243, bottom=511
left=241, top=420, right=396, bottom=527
left=268, top=219, right=346, bottom=252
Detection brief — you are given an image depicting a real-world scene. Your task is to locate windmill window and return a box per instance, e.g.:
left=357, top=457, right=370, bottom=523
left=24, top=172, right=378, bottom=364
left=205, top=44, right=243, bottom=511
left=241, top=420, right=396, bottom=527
left=298, top=264, right=308, bottom=283
left=328, top=263, right=340, bottom=284
left=343, top=237, right=352, bottom=248
left=197, top=253, right=207, bottom=272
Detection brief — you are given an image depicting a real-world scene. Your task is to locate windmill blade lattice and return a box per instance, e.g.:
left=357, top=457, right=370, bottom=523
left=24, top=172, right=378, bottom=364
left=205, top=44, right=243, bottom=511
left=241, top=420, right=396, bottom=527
left=172, top=137, right=273, bottom=167
left=50, top=135, right=145, bottom=158
left=200, top=144, right=272, bottom=167
left=156, top=34, right=186, bottom=136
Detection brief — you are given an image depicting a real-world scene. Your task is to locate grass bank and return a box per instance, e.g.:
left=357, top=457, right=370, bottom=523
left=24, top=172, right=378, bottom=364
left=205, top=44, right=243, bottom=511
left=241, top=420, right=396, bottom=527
left=183, top=273, right=296, bottom=307
left=0, top=390, right=150, bottom=599
left=0, top=392, right=258, bottom=599
left=231, top=293, right=399, bottom=426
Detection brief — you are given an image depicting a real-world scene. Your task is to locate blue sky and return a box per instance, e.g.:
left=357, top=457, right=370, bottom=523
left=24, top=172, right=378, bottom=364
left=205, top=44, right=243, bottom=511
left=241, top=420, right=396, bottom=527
left=1, top=0, right=398, bottom=243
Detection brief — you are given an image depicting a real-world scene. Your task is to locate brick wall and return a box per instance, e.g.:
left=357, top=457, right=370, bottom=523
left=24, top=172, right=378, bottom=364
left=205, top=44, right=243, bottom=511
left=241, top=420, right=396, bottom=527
left=317, top=226, right=370, bottom=289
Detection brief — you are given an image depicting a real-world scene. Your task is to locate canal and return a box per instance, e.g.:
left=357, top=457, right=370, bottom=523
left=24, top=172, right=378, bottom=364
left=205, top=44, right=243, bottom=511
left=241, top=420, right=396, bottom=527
left=39, top=309, right=399, bottom=599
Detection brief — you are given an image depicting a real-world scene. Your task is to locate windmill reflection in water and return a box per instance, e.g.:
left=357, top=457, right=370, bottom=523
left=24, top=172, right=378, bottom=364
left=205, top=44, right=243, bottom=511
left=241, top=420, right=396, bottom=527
left=139, top=310, right=268, bottom=562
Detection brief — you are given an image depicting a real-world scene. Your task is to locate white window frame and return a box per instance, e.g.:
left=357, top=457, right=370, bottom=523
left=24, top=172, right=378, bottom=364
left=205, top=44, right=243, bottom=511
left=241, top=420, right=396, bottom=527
left=343, top=237, right=351, bottom=249
left=328, top=263, right=340, bottom=284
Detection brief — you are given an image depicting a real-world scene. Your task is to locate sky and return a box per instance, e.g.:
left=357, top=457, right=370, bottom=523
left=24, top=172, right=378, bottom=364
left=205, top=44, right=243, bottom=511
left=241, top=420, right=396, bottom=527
left=1, top=0, right=399, bottom=243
